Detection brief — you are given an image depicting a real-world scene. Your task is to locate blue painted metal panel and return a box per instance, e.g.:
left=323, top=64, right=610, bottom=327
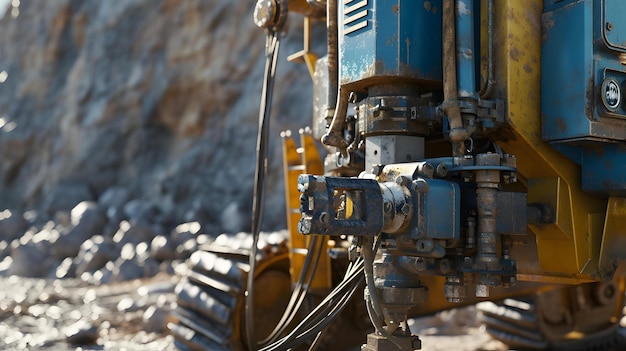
left=603, top=0, right=626, bottom=52
left=423, top=179, right=460, bottom=240
left=582, top=144, right=626, bottom=196
left=542, top=0, right=626, bottom=196
left=542, top=0, right=626, bottom=142
left=339, top=0, right=443, bottom=89
left=542, top=0, right=594, bottom=142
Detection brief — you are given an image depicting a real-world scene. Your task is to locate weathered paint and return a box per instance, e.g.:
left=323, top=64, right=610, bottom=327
left=542, top=0, right=626, bottom=195
left=281, top=131, right=332, bottom=289
left=493, top=0, right=609, bottom=280
left=340, top=0, right=443, bottom=90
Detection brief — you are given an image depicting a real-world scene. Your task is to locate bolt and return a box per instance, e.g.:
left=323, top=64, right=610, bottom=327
left=421, top=163, right=435, bottom=178
left=415, top=258, right=427, bottom=271
left=412, top=179, right=429, bottom=192
left=372, top=164, right=384, bottom=176
left=319, top=212, right=329, bottom=224
left=607, top=22, right=613, bottom=31
left=475, top=284, right=489, bottom=297
left=436, top=163, right=448, bottom=178
left=395, top=176, right=409, bottom=186
left=401, top=203, right=410, bottom=216
left=439, top=259, right=452, bottom=274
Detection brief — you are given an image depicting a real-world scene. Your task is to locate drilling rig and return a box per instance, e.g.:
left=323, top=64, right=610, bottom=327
left=169, top=1, right=626, bottom=350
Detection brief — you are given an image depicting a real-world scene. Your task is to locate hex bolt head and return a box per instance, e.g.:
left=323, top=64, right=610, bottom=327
left=412, top=179, right=429, bottom=192
left=372, top=164, right=384, bottom=176
left=436, top=163, right=448, bottom=178
left=401, top=203, right=410, bottom=216
left=319, top=212, right=329, bottom=224
left=415, top=258, right=426, bottom=271
left=439, top=259, right=452, bottom=274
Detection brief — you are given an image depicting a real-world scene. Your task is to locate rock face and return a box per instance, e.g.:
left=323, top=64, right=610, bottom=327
left=0, top=0, right=320, bottom=232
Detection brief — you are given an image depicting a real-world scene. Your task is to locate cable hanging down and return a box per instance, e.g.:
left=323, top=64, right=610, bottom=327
left=246, top=31, right=281, bottom=351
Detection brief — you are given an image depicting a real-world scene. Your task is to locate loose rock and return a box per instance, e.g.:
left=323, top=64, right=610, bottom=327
left=65, top=320, right=99, bottom=345
left=70, top=201, right=107, bottom=234
left=151, top=235, right=178, bottom=261
left=74, top=235, right=118, bottom=276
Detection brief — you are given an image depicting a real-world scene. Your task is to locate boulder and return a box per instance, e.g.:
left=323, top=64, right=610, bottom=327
left=65, top=320, right=99, bottom=345
left=74, top=235, right=118, bottom=275
left=112, top=220, right=159, bottom=246
left=70, top=201, right=107, bottom=234
left=9, top=239, right=54, bottom=277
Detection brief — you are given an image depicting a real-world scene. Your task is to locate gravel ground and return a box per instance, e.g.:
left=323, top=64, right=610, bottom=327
left=0, top=272, right=507, bottom=351
left=0, top=273, right=178, bottom=351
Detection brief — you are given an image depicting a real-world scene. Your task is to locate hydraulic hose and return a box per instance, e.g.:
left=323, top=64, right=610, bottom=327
left=247, top=32, right=281, bottom=351
left=321, top=0, right=350, bottom=153
left=442, top=0, right=469, bottom=157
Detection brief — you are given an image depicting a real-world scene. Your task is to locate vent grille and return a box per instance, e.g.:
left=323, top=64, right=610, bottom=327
left=343, top=0, right=368, bottom=35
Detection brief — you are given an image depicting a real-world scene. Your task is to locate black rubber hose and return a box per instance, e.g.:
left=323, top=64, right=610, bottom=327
left=247, top=32, right=281, bottom=351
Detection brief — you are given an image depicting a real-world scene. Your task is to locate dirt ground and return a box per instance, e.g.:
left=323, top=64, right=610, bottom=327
left=0, top=274, right=179, bottom=351
left=0, top=273, right=511, bottom=351
left=36, top=271, right=626, bottom=351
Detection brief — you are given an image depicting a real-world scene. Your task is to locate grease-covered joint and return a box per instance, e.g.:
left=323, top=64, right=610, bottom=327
left=321, top=88, right=350, bottom=153
left=380, top=181, right=412, bottom=234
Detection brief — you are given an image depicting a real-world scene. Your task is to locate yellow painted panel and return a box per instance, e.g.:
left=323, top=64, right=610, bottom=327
left=282, top=130, right=331, bottom=290
left=493, top=0, right=606, bottom=278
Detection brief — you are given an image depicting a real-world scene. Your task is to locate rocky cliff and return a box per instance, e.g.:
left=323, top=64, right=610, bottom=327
left=0, top=0, right=319, bottom=235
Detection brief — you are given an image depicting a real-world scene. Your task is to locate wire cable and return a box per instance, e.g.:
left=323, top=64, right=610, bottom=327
left=260, top=258, right=365, bottom=351
left=261, top=235, right=324, bottom=345
left=246, top=32, right=281, bottom=351
left=361, top=236, right=404, bottom=349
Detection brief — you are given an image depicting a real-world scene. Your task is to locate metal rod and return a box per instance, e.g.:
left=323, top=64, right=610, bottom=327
left=455, top=0, right=477, bottom=98
left=480, top=0, right=495, bottom=99
left=442, top=0, right=468, bottom=157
